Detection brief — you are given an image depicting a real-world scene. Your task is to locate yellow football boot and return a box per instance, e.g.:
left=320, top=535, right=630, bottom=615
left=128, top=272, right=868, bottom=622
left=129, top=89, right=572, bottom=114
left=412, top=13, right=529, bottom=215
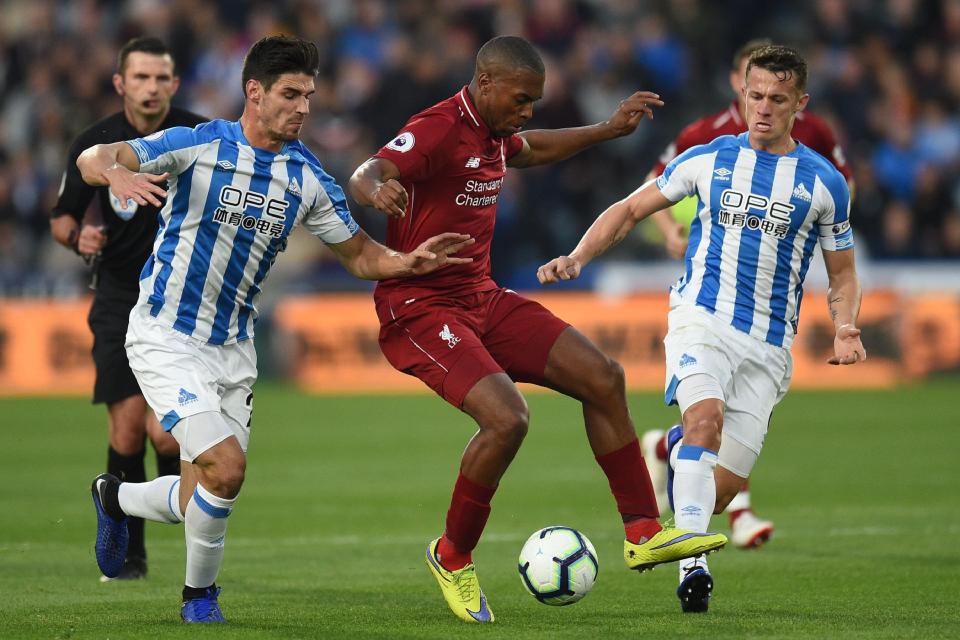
left=624, top=527, right=727, bottom=572
left=425, top=538, right=494, bottom=623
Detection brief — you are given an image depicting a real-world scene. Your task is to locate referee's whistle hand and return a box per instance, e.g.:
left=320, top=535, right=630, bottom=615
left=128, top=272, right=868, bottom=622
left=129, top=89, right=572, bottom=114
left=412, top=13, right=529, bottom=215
left=77, top=225, right=107, bottom=256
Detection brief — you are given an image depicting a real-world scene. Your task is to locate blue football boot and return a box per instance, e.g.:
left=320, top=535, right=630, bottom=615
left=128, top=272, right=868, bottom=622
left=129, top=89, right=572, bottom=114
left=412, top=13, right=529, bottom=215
left=677, top=562, right=713, bottom=613
left=91, top=473, right=128, bottom=578
left=181, top=586, right=227, bottom=623
left=664, top=424, right=683, bottom=513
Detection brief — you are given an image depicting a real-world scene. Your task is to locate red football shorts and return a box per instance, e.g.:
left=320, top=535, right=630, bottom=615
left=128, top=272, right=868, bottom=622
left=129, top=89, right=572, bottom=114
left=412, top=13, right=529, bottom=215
left=374, top=288, right=570, bottom=408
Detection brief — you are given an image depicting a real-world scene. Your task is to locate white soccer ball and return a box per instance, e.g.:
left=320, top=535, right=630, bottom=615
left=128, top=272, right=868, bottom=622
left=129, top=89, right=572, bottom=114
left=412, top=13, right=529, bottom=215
left=518, top=526, right=598, bottom=606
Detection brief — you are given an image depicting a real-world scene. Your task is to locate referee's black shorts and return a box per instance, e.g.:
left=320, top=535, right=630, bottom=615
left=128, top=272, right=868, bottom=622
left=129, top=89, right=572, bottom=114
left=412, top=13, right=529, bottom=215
left=88, top=274, right=141, bottom=405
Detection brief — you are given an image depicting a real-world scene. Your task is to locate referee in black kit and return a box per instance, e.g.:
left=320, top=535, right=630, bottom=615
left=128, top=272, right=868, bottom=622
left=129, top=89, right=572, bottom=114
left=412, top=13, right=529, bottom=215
left=50, top=37, right=206, bottom=581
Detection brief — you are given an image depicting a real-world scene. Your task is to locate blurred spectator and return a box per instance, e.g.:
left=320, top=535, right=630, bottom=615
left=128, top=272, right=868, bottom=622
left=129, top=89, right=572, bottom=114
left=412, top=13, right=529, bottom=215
left=0, top=0, right=956, bottom=297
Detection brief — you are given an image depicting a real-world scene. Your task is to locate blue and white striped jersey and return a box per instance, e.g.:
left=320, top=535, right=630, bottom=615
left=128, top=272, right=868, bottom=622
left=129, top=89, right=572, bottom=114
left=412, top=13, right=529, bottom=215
left=127, top=119, right=360, bottom=345
left=656, top=132, right=853, bottom=349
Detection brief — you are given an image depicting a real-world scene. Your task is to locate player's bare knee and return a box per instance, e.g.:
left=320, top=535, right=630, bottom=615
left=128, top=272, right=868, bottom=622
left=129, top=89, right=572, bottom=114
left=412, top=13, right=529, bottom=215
left=483, top=405, right=529, bottom=449
left=682, top=414, right=723, bottom=450
left=203, top=460, right=245, bottom=498
left=196, top=448, right=246, bottom=498
left=588, top=357, right=626, bottom=404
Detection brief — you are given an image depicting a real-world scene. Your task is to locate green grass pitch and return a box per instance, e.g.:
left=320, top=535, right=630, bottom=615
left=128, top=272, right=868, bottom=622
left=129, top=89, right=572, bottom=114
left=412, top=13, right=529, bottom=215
left=1, top=381, right=958, bottom=639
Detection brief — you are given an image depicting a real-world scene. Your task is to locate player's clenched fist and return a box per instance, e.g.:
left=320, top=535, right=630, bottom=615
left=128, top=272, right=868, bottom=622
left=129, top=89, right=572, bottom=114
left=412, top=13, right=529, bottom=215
left=828, top=324, right=867, bottom=365
left=371, top=179, right=409, bottom=218
left=537, top=256, right=582, bottom=285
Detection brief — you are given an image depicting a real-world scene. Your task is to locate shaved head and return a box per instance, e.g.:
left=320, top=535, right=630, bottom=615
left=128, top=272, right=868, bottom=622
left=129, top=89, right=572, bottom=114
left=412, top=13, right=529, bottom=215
left=469, top=35, right=545, bottom=138
left=475, top=36, right=544, bottom=78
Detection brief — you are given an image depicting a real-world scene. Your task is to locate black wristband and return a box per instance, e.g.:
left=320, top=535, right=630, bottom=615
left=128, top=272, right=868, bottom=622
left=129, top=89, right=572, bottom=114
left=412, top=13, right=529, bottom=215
left=67, top=228, right=81, bottom=255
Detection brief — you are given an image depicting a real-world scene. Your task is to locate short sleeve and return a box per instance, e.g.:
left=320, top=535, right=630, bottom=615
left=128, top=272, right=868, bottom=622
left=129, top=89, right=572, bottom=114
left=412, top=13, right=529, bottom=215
left=127, top=125, right=207, bottom=176
left=503, top=133, right=524, bottom=160
left=302, top=168, right=361, bottom=244
left=51, top=131, right=97, bottom=221
left=814, top=172, right=854, bottom=251
left=656, top=144, right=714, bottom=203
left=373, top=111, right=459, bottom=182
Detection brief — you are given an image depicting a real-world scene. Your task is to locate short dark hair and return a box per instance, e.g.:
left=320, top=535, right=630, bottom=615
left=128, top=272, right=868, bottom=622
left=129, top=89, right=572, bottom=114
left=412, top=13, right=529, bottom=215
left=241, top=35, right=320, bottom=93
left=476, top=35, right=544, bottom=76
left=117, top=37, right=175, bottom=75
left=746, top=45, right=808, bottom=92
left=733, top=38, right=773, bottom=69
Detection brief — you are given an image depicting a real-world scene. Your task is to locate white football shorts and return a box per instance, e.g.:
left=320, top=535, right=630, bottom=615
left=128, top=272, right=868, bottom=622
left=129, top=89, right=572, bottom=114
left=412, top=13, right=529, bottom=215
left=125, top=305, right=256, bottom=461
left=663, top=304, right=793, bottom=477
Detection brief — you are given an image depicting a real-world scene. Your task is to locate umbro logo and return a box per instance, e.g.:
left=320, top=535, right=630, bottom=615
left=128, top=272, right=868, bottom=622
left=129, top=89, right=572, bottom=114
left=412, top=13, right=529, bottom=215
left=679, top=353, right=697, bottom=368
left=681, top=505, right=703, bottom=515
left=216, top=160, right=236, bottom=172
left=286, top=177, right=302, bottom=197
left=177, top=388, right=198, bottom=406
left=713, top=167, right=732, bottom=181
left=439, top=324, right=461, bottom=349
left=793, top=182, right=812, bottom=202
left=465, top=157, right=481, bottom=168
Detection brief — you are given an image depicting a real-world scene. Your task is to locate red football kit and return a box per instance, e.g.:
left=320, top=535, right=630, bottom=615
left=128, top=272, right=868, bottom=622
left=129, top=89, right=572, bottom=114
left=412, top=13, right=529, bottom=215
left=651, top=100, right=852, bottom=180
left=373, top=87, right=569, bottom=407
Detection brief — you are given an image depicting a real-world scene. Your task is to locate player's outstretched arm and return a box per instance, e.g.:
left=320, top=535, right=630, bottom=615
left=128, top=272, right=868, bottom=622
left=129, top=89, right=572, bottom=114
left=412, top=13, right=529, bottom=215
left=327, top=230, right=474, bottom=280
left=77, top=142, right=169, bottom=208
left=537, top=181, right=672, bottom=285
left=510, top=91, right=663, bottom=168
left=822, top=248, right=866, bottom=365
left=348, top=157, right=408, bottom=218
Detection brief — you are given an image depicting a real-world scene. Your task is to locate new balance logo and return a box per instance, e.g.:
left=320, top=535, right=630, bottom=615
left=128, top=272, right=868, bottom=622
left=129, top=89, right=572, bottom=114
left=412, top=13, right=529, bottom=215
left=216, top=160, right=236, bottom=172
left=713, top=167, right=732, bottom=181
left=679, top=353, right=697, bottom=368
left=792, top=182, right=812, bottom=202
left=465, top=157, right=481, bottom=168
left=439, top=324, right=461, bottom=348
left=286, top=177, right=302, bottom=197
left=178, top=388, right=198, bottom=406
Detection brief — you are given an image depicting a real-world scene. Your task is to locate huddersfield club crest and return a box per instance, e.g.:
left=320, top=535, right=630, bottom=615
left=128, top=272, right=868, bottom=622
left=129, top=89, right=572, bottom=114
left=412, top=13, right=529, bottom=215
left=108, top=188, right=139, bottom=220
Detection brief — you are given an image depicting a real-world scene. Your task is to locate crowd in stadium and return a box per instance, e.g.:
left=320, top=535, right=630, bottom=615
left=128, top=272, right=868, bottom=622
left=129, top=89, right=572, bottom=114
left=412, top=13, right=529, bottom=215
left=0, top=0, right=957, bottom=296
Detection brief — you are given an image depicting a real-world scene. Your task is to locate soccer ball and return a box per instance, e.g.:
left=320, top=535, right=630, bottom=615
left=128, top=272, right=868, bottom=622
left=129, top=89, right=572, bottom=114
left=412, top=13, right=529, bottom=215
left=517, top=526, right=598, bottom=606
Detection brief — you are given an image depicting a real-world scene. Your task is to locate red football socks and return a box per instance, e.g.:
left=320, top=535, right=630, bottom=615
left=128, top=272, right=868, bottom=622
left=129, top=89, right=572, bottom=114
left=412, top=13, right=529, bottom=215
left=596, top=438, right=662, bottom=543
left=655, top=433, right=668, bottom=461
left=624, top=517, right=663, bottom=544
left=438, top=473, right=497, bottom=571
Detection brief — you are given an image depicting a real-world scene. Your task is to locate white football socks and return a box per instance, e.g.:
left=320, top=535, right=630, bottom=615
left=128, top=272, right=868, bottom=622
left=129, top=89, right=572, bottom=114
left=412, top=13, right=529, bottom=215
left=118, top=475, right=184, bottom=524
left=184, top=483, right=237, bottom=588
left=672, top=444, right=718, bottom=533
left=678, top=553, right=710, bottom=578
left=726, top=489, right=751, bottom=512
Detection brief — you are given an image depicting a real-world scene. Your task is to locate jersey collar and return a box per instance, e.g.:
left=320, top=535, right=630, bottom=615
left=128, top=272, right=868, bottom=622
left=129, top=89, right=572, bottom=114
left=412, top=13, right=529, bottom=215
left=456, top=86, right=491, bottom=138
left=738, top=131, right=803, bottom=157
left=233, top=120, right=290, bottom=156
